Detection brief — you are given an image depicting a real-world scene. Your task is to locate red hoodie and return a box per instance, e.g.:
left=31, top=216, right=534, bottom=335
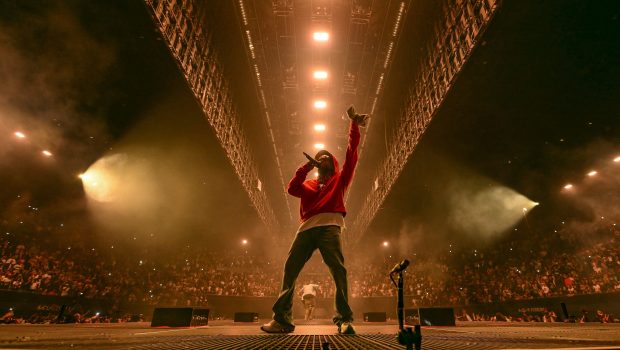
left=287, top=122, right=360, bottom=222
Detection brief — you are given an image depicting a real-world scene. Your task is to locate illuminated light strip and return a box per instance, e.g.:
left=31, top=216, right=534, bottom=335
left=238, top=0, right=248, bottom=26
left=384, top=42, right=394, bottom=69
left=375, top=74, right=384, bottom=95
left=392, top=2, right=405, bottom=37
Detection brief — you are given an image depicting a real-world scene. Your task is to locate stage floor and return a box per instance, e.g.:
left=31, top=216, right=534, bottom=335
left=1, top=320, right=619, bottom=349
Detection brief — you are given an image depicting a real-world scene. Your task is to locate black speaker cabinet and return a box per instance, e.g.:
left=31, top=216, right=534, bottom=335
left=418, top=307, right=455, bottom=326
left=234, top=312, right=259, bottom=322
left=151, top=307, right=209, bottom=327
left=363, top=312, right=387, bottom=322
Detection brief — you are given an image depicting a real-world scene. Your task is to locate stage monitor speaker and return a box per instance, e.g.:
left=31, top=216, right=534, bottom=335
left=419, top=307, right=455, bottom=326
left=234, top=312, right=259, bottom=322
left=151, top=307, right=209, bottom=327
left=363, top=312, right=387, bottom=322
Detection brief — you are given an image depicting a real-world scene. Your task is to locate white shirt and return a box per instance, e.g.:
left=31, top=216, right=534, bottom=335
left=300, top=284, right=320, bottom=298
left=296, top=212, right=345, bottom=234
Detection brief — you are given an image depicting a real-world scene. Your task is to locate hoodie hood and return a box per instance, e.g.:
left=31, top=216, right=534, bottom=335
left=314, top=149, right=340, bottom=175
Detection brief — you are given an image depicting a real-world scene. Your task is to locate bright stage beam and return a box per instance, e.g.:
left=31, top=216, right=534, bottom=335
left=79, top=156, right=123, bottom=203
left=448, top=185, right=539, bottom=239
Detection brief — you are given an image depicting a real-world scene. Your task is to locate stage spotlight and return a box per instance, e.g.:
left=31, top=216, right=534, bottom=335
left=314, top=100, right=327, bottom=109
left=314, top=143, right=325, bottom=149
left=241, top=239, right=248, bottom=245
left=587, top=170, right=597, bottom=177
left=314, top=124, right=326, bottom=132
left=79, top=154, right=130, bottom=203
left=614, top=156, right=620, bottom=162
left=314, top=171, right=319, bottom=177
left=14, top=131, right=26, bottom=139
left=42, top=150, right=52, bottom=157
left=383, top=241, right=389, bottom=247
left=313, top=70, right=328, bottom=80
left=313, top=32, right=329, bottom=42
left=563, top=184, right=573, bottom=190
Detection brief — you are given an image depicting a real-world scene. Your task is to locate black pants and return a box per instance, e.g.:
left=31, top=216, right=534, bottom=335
left=272, top=225, right=353, bottom=326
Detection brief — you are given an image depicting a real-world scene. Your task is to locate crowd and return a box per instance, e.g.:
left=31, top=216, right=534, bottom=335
left=1, top=223, right=619, bottom=322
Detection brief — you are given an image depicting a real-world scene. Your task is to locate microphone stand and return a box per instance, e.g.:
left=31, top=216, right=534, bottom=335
left=390, top=270, right=421, bottom=350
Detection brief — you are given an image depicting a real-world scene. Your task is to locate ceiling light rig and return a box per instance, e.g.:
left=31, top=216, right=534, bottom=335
left=313, top=70, right=328, bottom=80
left=313, top=100, right=327, bottom=109
left=313, top=32, right=329, bottom=42
left=314, top=124, right=326, bottom=132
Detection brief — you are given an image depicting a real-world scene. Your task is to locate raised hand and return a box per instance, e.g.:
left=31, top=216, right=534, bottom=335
left=346, top=105, right=370, bottom=127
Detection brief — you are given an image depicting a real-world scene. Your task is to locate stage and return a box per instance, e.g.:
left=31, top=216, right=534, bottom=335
left=1, top=320, right=619, bottom=349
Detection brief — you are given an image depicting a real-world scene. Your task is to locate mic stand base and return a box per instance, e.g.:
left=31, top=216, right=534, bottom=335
left=397, top=325, right=421, bottom=350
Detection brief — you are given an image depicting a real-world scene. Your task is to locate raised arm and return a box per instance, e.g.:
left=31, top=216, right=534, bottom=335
left=287, top=162, right=314, bottom=197
left=339, top=121, right=361, bottom=191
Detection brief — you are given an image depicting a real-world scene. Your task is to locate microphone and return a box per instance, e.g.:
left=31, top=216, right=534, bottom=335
left=389, top=259, right=410, bottom=274
left=303, top=152, right=321, bottom=168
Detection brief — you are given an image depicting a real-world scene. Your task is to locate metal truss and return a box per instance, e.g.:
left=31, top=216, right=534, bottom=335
left=145, top=0, right=279, bottom=235
left=349, top=0, right=501, bottom=244
left=343, top=0, right=411, bottom=210
left=236, top=0, right=294, bottom=224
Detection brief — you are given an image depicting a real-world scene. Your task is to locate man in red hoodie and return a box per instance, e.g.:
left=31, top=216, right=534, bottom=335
left=261, top=108, right=368, bottom=334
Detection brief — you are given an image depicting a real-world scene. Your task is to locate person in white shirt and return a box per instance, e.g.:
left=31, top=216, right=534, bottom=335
left=299, top=283, right=320, bottom=321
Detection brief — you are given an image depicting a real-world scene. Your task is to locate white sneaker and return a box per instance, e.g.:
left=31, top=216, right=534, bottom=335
left=260, top=319, right=295, bottom=333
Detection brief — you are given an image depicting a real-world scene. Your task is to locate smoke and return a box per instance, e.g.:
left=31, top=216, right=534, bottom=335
left=447, top=180, right=536, bottom=240
left=79, top=94, right=265, bottom=248
left=0, top=3, right=114, bottom=162
left=0, top=2, right=117, bottom=225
